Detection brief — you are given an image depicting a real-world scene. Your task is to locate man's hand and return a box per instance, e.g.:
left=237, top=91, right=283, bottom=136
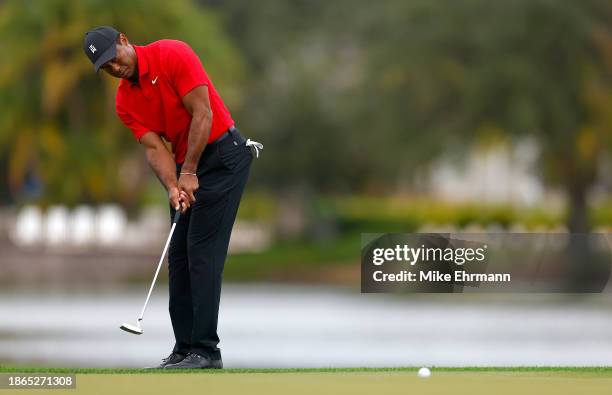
left=169, top=186, right=190, bottom=213
left=178, top=173, right=199, bottom=205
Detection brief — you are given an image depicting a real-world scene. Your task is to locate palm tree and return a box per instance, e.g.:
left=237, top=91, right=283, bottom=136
left=0, top=0, right=243, bottom=210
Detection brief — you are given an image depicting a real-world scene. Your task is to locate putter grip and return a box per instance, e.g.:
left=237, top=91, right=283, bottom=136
left=173, top=209, right=181, bottom=224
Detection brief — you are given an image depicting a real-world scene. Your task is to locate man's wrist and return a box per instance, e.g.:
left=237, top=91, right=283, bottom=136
left=181, top=163, right=197, bottom=173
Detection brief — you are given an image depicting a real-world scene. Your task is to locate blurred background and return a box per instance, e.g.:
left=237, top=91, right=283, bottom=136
left=0, top=0, right=611, bottom=368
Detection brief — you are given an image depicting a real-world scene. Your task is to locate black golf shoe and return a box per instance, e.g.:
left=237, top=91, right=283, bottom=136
left=145, top=352, right=187, bottom=369
left=164, top=353, right=223, bottom=369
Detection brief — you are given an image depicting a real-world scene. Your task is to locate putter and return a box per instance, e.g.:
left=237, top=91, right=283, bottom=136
left=120, top=208, right=182, bottom=335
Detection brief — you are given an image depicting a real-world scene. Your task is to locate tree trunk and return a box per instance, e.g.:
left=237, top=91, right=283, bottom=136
left=566, top=181, right=590, bottom=233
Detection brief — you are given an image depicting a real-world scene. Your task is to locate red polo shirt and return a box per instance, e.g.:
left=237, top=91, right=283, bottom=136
left=115, top=40, right=234, bottom=164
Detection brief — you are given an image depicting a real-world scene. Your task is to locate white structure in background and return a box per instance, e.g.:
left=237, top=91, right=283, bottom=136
left=9, top=204, right=271, bottom=251
left=229, top=222, right=272, bottom=253
left=69, top=206, right=96, bottom=246
left=12, top=206, right=43, bottom=246
left=96, top=205, right=127, bottom=246
left=429, top=139, right=546, bottom=206
left=45, top=206, right=69, bottom=246
left=121, top=206, right=168, bottom=248
left=11, top=205, right=126, bottom=248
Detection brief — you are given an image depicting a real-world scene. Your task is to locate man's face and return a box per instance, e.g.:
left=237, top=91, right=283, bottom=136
left=100, top=34, right=137, bottom=79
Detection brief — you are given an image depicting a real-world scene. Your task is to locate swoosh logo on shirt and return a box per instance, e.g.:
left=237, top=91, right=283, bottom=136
left=152, top=76, right=159, bottom=84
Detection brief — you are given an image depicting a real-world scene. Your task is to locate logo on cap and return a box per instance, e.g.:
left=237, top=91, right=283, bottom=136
left=83, top=26, right=120, bottom=72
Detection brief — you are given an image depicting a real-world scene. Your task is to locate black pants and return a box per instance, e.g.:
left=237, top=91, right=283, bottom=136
left=168, top=128, right=252, bottom=360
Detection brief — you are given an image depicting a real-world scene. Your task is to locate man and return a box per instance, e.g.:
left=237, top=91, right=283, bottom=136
left=83, top=26, right=262, bottom=369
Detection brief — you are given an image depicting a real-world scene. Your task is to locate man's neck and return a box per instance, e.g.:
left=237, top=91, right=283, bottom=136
left=128, top=44, right=139, bottom=84
left=128, top=69, right=139, bottom=84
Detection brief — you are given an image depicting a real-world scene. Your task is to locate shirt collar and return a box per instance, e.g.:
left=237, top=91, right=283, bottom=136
left=134, top=45, right=149, bottom=81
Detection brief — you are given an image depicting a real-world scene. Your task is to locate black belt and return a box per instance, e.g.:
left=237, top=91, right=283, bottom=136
left=211, top=126, right=243, bottom=145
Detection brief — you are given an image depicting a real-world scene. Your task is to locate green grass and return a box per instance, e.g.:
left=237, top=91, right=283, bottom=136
left=224, top=233, right=361, bottom=281
left=1, top=367, right=612, bottom=395
left=1, top=366, right=611, bottom=374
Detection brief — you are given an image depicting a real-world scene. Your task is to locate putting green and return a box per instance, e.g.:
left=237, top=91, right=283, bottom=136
left=3, top=369, right=612, bottom=395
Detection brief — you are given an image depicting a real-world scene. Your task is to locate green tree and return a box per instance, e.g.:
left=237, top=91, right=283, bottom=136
left=202, top=0, right=384, bottom=193
left=0, top=0, right=243, bottom=209
left=360, top=0, right=612, bottom=232
left=204, top=0, right=611, bottom=232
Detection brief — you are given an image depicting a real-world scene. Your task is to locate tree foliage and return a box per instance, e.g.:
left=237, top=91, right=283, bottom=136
left=359, top=0, right=612, bottom=231
left=0, top=0, right=242, bottom=207
left=206, top=0, right=612, bottom=230
left=1, top=0, right=611, bottom=231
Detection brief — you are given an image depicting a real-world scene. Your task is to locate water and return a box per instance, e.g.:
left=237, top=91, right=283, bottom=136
left=0, top=284, right=611, bottom=368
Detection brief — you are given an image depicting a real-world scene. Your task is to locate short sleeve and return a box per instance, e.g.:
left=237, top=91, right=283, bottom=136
left=166, top=41, right=208, bottom=98
left=116, top=103, right=150, bottom=142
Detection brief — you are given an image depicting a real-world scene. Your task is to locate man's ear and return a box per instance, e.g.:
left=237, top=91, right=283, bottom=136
left=118, top=33, right=129, bottom=46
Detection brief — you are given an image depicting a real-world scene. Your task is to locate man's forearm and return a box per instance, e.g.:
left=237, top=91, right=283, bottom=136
left=145, top=145, right=179, bottom=191
left=181, top=110, right=212, bottom=173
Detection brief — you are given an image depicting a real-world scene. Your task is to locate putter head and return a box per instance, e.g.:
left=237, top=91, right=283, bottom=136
left=120, top=322, right=143, bottom=335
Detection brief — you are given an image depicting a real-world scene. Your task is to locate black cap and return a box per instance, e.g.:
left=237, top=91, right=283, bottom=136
left=83, top=26, right=120, bottom=72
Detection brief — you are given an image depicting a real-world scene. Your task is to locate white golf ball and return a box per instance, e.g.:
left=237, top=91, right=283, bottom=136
left=417, top=367, right=431, bottom=378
